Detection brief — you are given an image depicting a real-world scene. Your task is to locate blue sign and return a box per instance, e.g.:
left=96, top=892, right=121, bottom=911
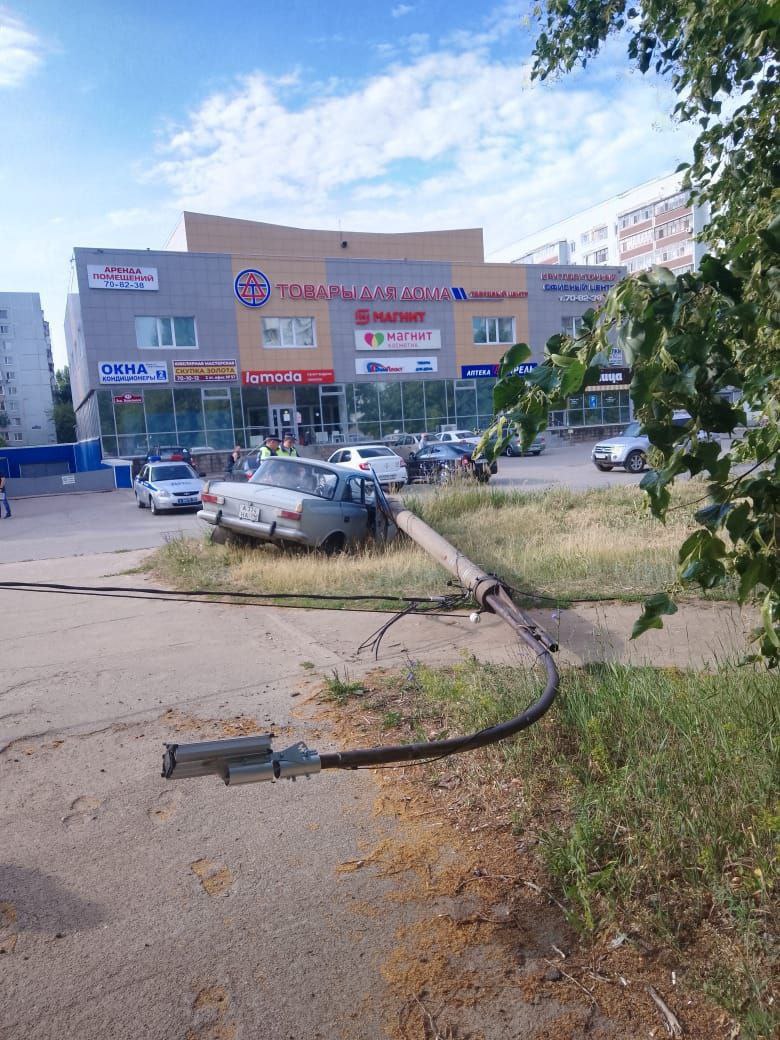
left=234, top=268, right=271, bottom=308
left=460, top=363, right=537, bottom=379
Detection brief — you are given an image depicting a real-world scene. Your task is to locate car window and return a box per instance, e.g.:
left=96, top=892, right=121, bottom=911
left=151, top=464, right=196, bottom=481
left=139, top=466, right=149, bottom=481
left=624, top=423, right=642, bottom=437
left=250, top=459, right=339, bottom=500
left=356, top=447, right=393, bottom=459
left=416, top=447, right=433, bottom=458
left=343, top=476, right=367, bottom=504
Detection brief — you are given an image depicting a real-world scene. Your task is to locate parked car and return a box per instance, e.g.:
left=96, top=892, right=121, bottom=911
left=381, top=433, right=428, bottom=458
left=406, top=442, right=497, bottom=484
left=145, top=445, right=192, bottom=463
left=134, top=462, right=203, bottom=514
left=504, top=433, right=546, bottom=456
left=592, top=413, right=717, bottom=473
left=327, top=444, right=407, bottom=486
left=592, top=422, right=649, bottom=473
left=199, top=457, right=387, bottom=553
left=432, top=430, right=480, bottom=445
left=228, top=451, right=263, bottom=481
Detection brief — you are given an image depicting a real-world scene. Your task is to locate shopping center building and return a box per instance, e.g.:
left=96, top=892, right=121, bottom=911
left=65, top=213, right=627, bottom=457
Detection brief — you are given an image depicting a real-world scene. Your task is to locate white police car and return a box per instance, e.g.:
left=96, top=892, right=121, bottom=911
left=134, top=462, right=203, bottom=514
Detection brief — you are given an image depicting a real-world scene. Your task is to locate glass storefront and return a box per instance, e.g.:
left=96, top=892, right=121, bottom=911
left=95, top=379, right=631, bottom=456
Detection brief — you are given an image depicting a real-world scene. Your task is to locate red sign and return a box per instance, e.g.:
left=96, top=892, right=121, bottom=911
left=113, top=393, right=143, bottom=404
left=355, top=309, right=427, bottom=325
left=242, top=369, right=335, bottom=386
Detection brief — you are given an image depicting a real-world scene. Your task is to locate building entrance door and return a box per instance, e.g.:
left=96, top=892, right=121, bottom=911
left=270, top=405, right=296, bottom=439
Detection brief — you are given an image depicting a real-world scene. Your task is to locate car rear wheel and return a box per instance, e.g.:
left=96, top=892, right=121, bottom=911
left=505, top=444, right=518, bottom=457
left=594, top=462, right=613, bottom=471
left=624, top=451, right=646, bottom=473
left=320, top=532, right=346, bottom=556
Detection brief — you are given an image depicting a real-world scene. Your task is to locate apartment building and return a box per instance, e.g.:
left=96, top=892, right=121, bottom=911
left=507, top=171, right=710, bottom=276
left=0, top=292, right=57, bottom=446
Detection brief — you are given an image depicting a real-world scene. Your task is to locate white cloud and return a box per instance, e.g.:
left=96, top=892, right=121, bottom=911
left=391, top=4, right=413, bottom=15
left=151, top=30, right=695, bottom=259
left=0, top=9, right=44, bottom=88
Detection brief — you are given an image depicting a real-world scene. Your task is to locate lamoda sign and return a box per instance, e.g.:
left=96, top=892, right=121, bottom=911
left=242, top=369, right=335, bottom=385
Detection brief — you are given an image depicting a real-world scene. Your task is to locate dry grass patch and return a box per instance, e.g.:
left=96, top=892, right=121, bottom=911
left=145, top=483, right=719, bottom=606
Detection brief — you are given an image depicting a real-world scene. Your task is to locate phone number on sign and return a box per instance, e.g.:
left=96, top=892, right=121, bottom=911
left=100, top=280, right=150, bottom=290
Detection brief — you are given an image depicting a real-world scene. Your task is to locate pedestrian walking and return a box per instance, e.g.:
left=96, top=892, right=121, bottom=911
left=0, top=474, right=11, bottom=518
left=278, top=434, right=299, bottom=458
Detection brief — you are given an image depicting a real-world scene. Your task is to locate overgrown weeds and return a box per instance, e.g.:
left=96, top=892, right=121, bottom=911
left=353, top=660, right=778, bottom=1038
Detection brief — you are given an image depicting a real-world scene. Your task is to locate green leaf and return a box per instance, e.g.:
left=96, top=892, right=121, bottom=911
left=559, top=360, right=587, bottom=398
left=725, top=501, right=751, bottom=542
left=631, top=593, right=678, bottom=640
left=737, top=557, right=763, bottom=603
left=499, top=343, right=532, bottom=375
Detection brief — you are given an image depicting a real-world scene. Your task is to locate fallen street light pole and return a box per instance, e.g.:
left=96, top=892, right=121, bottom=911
left=161, top=483, right=559, bottom=786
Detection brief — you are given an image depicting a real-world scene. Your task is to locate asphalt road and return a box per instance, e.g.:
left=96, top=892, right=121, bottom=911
left=0, top=440, right=643, bottom=565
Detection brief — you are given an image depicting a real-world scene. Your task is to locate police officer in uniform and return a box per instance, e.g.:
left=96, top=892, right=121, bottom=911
left=259, top=435, right=281, bottom=460
left=278, top=434, right=299, bottom=458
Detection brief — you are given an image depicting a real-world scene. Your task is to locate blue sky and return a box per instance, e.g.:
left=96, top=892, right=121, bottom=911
left=1, top=1, right=695, bottom=366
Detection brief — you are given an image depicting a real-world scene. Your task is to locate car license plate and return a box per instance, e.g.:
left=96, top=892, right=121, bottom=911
left=181, top=496, right=199, bottom=504
left=238, top=502, right=260, bottom=521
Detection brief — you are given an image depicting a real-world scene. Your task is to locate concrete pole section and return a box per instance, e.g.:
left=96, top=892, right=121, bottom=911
left=387, top=499, right=503, bottom=607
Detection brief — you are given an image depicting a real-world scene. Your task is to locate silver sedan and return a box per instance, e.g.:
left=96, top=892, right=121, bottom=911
left=198, top=457, right=385, bottom=553
left=134, top=462, right=204, bottom=514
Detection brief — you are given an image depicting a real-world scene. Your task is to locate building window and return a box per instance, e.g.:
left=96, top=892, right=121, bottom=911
left=4, top=357, right=12, bottom=365
left=655, top=239, right=692, bottom=264
left=7, top=387, right=17, bottom=395
left=586, top=247, right=609, bottom=264
left=618, top=205, right=653, bottom=229
left=11, top=417, right=21, bottom=425
left=262, top=317, right=316, bottom=348
left=0, top=325, right=10, bottom=335
left=561, top=316, right=585, bottom=337
left=0, top=310, right=7, bottom=319
left=12, top=432, right=22, bottom=441
left=620, top=229, right=653, bottom=252
left=655, top=191, right=688, bottom=216
left=625, top=255, right=650, bottom=274
left=135, top=316, right=198, bottom=349
left=582, top=225, right=608, bottom=245
left=5, top=371, right=15, bottom=380
left=655, top=215, right=692, bottom=240
left=472, top=317, right=515, bottom=344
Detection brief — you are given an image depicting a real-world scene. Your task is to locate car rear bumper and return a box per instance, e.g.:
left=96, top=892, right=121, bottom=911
left=197, top=509, right=309, bottom=544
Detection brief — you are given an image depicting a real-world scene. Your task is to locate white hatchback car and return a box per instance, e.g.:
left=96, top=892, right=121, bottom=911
left=327, top=444, right=407, bottom=486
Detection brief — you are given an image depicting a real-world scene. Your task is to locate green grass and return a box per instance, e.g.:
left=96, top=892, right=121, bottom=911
left=144, top=483, right=714, bottom=606
left=362, top=660, right=778, bottom=1037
